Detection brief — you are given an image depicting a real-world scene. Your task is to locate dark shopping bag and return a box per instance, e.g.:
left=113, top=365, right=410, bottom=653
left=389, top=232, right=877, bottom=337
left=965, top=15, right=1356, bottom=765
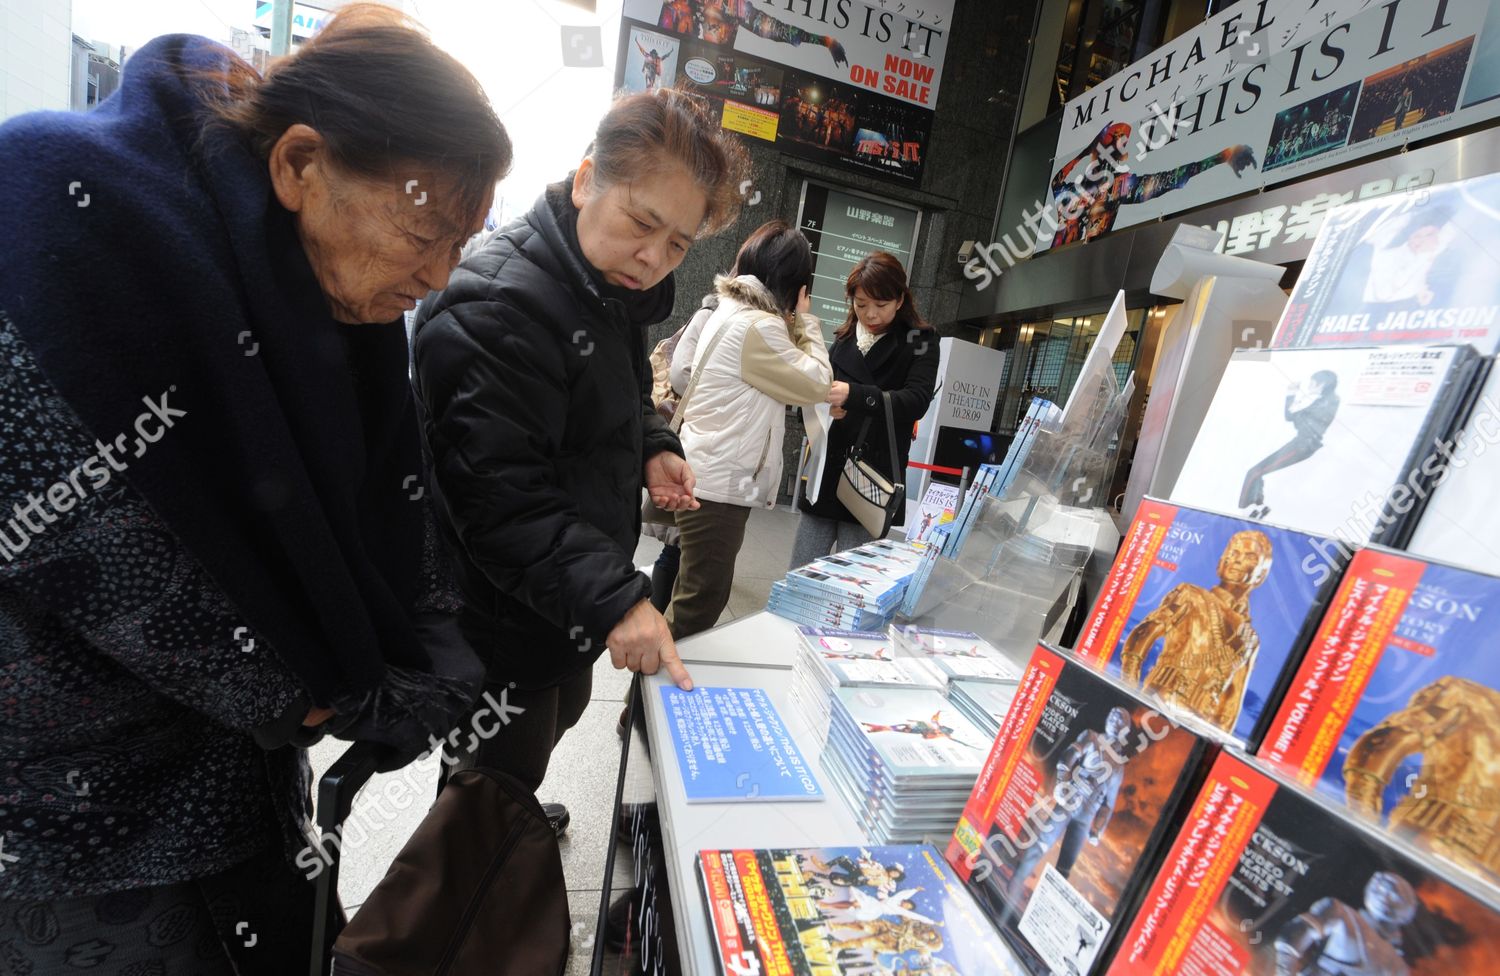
left=308, top=744, right=570, bottom=976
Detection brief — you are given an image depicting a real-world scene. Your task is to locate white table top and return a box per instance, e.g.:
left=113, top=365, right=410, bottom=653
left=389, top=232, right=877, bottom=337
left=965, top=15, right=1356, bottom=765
left=644, top=612, right=868, bottom=976
left=641, top=611, right=1031, bottom=976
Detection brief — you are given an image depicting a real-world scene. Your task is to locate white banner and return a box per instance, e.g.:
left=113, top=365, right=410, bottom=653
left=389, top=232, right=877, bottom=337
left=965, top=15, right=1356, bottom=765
left=622, top=0, right=955, bottom=110
left=1040, top=0, right=1500, bottom=253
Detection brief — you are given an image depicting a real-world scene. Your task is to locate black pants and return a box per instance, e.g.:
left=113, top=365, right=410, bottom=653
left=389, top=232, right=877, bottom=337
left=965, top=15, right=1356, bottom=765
left=448, top=667, right=594, bottom=793
left=2, top=843, right=335, bottom=976
left=1240, top=436, right=1320, bottom=509
left=650, top=543, right=681, bottom=613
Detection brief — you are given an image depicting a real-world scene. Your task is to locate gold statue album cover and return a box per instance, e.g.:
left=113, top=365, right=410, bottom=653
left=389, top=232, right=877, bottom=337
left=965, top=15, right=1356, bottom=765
left=1259, top=547, right=1500, bottom=893
left=1074, top=498, right=1342, bottom=747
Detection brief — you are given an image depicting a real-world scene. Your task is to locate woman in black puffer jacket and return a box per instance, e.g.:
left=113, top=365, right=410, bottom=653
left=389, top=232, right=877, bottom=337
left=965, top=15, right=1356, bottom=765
left=411, top=90, right=748, bottom=791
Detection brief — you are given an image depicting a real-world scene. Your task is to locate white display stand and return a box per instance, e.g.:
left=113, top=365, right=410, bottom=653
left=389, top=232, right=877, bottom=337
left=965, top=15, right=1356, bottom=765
left=1121, top=244, right=1288, bottom=524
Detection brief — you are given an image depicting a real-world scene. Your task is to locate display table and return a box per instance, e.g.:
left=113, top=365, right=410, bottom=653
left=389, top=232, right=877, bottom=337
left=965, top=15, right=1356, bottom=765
left=626, top=610, right=1030, bottom=976
left=640, top=612, right=862, bottom=976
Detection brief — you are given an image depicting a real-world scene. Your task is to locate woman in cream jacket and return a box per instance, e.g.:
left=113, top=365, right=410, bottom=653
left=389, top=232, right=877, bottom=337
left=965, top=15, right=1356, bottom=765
left=666, top=221, right=832, bottom=637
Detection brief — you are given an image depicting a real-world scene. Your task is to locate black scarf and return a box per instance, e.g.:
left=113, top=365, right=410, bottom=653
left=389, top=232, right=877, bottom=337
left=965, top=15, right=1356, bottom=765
left=0, top=34, right=475, bottom=734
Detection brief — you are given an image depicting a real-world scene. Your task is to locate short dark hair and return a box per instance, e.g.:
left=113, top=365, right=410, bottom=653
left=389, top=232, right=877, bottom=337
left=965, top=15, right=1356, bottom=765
left=586, top=88, right=749, bottom=237
left=205, top=3, right=512, bottom=225
left=732, top=220, right=813, bottom=314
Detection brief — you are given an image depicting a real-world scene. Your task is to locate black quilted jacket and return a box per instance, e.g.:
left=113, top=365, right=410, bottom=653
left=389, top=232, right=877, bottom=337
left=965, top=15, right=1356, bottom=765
left=411, top=181, right=682, bottom=689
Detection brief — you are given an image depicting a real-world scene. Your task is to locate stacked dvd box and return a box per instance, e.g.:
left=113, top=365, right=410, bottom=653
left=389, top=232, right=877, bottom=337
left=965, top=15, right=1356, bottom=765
left=822, top=684, right=994, bottom=845
left=770, top=539, right=925, bottom=629
left=948, top=679, right=1018, bottom=741
left=788, top=626, right=942, bottom=743
left=891, top=625, right=1024, bottom=687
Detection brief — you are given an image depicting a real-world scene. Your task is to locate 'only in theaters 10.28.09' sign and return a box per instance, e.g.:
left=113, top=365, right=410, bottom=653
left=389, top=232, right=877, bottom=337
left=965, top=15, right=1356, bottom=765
left=617, top=0, right=955, bottom=186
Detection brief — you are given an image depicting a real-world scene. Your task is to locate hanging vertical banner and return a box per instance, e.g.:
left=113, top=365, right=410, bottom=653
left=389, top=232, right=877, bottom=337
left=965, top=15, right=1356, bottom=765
left=617, top=0, right=955, bottom=186
left=1038, top=0, right=1500, bottom=253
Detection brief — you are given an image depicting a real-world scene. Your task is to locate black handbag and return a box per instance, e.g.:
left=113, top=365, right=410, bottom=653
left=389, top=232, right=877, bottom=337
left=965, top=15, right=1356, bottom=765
left=836, top=391, right=905, bottom=538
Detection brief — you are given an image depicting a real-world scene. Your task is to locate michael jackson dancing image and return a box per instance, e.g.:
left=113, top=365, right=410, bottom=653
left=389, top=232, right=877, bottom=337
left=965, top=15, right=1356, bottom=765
left=658, top=0, right=848, bottom=67
left=634, top=37, right=674, bottom=92
left=1240, top=370, right=1340, bottom=521
left=1049, top=121, right=1257, bottom=246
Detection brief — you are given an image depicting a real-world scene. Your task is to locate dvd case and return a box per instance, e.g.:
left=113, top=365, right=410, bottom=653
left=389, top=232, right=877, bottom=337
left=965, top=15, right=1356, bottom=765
left=698, top=845, right=1025, bottom=974
left=1271, top=173, right=1500, bottom=353
left=1112, top=751, right=1500, bottom=975
left=1169, top=345, right=1479, bottom=545
left=945, top=644, right=1215, bottom=975
left=1073, top=498, right=1342, bottom=747
left=891, top=625, right=1024, bottom=686
left=1258, top=547, right=1500, bottom=891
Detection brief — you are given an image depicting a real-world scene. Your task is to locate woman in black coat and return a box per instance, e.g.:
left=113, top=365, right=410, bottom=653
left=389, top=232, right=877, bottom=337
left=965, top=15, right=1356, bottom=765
left=411, top=89, right=748, bottom=793
left=790, top=251, right=939, bottom=568
left=0, top=7, right=508, bottom=971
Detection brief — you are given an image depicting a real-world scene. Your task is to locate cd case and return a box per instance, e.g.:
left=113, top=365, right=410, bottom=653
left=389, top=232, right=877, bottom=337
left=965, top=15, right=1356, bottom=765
left=1258, top=547, right=1500, bottom=892
left=945, top=644, right=1215, bottom=975
left=1113, top=751, right=1500, bottom=975
left=1074, top=498, right=1341, bottom=747
left=1168, top=345, right=1479, bottom=546
left=698, top=844, right=1026, bottom=975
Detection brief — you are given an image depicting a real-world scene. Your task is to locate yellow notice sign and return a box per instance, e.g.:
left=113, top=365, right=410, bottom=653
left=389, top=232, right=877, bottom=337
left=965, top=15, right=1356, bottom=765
left=721, top=101, right=778, bottom=142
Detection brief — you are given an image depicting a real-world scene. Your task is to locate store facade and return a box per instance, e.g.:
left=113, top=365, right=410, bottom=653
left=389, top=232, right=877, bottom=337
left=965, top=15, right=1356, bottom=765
left=958, top=0, right=1500, bottom=510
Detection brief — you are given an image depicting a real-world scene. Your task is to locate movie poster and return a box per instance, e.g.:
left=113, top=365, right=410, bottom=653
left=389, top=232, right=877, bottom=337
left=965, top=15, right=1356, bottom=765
left=1271, top=172, right=1500, bottom=352
left=1075, top=499, right=1339, bottom=747
left=946, top=645, right=1212, bottom=975
left=621, top=26, right=682, bottom=94
left=1114, top=752, right=1500, bottom=976
left=698, top=845, right=1025, bottom=975
left=617, top=0, right=952, bottom=185
left=1258, top=548, right=1500, bottom=892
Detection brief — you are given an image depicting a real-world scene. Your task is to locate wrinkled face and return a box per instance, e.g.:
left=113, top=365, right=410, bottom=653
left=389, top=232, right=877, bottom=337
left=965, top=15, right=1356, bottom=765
left=852, top=287, right=902, bottom=333
left=270, top=126, right=483, bottom=323
left=572, top=159, right=706, bottom=291
left=1219, top=532, right=1273, bottom=588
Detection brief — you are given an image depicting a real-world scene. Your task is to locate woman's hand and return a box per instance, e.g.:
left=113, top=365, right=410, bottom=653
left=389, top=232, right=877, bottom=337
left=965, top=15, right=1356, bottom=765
left=827, top=381, right=850, bottom=407
left=645, top=452, right=699, bottom=512
left=607, top=599, right=694, bottom=690
left=302, top=705, right=336, bottom=727
left=829, top=405, right=847, bottom=420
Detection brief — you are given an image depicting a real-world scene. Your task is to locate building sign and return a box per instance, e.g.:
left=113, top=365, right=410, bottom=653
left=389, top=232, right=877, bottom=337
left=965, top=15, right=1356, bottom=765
left=617, top=1, right=955, bottom=186
left=796, top=182, right=920, bottom=332
left=1040, top=0, right=1500, bottom=253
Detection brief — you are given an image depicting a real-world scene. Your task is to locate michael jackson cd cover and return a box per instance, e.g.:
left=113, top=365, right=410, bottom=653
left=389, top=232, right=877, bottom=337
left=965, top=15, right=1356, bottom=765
left=1169, top=345, right=1478, bottom=546
left=1112, top=751, right=1500, bottom=975
left=1074, top=498, right=1341, bottom=747
left=1271, top=172, right=1500, bottom=353
left=698, top=844, right=1024, bottom=975
left=1258, top=547, right=1500, bottom=891
left=945, top=644, right=1214, bottom=975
